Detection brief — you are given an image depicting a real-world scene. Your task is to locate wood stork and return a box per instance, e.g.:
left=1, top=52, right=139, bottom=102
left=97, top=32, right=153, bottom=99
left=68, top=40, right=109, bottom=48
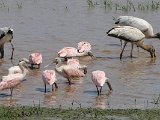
left=0, top=26, right=14, bottom=59
left=114, top=16, right=160, bottom=39
left=114, top=16, right=160, bottom=50
left=107, top=26, right=156, bottom=59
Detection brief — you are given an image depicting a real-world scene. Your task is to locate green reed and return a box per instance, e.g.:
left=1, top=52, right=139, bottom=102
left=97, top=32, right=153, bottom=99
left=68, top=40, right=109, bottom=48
left=87, top=0, right=160, bottom=13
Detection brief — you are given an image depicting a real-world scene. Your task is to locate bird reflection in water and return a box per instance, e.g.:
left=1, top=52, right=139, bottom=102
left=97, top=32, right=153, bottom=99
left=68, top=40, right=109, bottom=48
left=43, top=92, right=57, bottom=107
left=92, top=91, right=112, bottom=109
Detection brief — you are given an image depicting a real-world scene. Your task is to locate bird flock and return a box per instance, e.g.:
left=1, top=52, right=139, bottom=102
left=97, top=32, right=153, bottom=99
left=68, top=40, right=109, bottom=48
left=0, top=15, right=159, bottom=97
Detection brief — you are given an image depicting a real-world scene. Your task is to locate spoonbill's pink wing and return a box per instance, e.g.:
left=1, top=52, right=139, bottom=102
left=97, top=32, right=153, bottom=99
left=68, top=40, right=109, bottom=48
left=42, top=70, right=56, bottom=85
left=63, top=68, right=85, bottom=78
left=92, top=70, right=106, bottom=87
left=29, top=53, right=42, bottom=64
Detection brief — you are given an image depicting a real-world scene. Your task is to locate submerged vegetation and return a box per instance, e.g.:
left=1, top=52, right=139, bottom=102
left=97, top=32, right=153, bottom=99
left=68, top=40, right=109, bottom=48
left=87, top=0, right=160, bottom=13
left=0, top=106, right=160, bottom=120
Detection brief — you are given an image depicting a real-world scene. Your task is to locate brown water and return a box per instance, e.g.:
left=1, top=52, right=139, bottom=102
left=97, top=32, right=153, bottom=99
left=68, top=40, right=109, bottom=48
left=0, top=0, right=160, bottom=109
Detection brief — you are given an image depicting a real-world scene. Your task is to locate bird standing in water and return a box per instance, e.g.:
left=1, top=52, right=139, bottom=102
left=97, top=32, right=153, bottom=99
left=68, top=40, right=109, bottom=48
left=0, top=61, right=29, bottom=96
left=107, top=26, right=156, bottom=59
left=92, top=70, right=113, bottom=95
left=0, top=26, right=14, bottom=59
left=53, top=57, right=85, bottom=85
left=42, top=70, right=58, bottom=93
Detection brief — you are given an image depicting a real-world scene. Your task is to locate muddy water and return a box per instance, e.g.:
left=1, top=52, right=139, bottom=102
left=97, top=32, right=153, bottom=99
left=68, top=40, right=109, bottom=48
left=0, top=0, right=160, bottom=109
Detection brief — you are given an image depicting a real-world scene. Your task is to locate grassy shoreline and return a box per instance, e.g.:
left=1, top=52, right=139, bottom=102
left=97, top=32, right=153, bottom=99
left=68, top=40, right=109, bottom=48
left=0, top=106, right=160, bottom=120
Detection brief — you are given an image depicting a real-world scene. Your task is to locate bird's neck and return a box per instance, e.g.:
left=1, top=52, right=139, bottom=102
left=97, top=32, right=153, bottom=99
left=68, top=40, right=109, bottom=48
left=76, top=51, right=88, bottom=57
left=19, top=63, right=28, bottom=76
left=0, top=34, right=13, bottom=45
left=136, top=41, right=154, bottom=57
left=55, top=65, right=63, bottom=74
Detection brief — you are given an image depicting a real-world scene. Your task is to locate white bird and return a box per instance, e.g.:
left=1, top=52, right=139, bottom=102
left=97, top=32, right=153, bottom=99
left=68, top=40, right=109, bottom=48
left=114, top=16, right=160, bottom=50
left=8, top=59, right=29, bottom=75
left=0, top=26, right=14, bottom=59
left=107, top=26, right=156, bottom=59
left=53, top=57, right=85, bottom=85
left=114, top=16, right=160, bottom=39
left=0, top=61, right=28, bottom=96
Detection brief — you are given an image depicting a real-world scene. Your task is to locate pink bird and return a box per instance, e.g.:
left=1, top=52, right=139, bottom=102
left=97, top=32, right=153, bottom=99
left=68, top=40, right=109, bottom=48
left=58, top=47, right=94, bottom=61
left=77, top=41, right=91, bottom=53
left=67, top=58, right=87, bottom=74
left=92, top=70, right=113, bottom=95
left=28, top=52, right=42, bottom=69
left=42, top=70, right=58, bottom=93
left=53, top=57, right=85, bottom=85
left=0, top=61, right=28, bottom=96
left=67, top=58, right=80, bottom=68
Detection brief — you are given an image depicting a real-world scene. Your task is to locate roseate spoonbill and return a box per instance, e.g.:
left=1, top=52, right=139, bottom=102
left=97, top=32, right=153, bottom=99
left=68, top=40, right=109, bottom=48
left=58, top=47, right=94, bottom=61
left=18, top=53, right=42, bottom=69
left=8, top=58, right=29, bottom=74
left=107, top=26, right=156, bottom=59
left=0, top=26, right=14, bottom=59
left=0, top=61, right=28, bottom=96
left=42, top=70, right=58, bottom=93
left=114, top=16, right=160, bottom=49
left=67, top=58, right=87, bottom=74
left=53, top=57, right=85, bottom=85
left=77, top=41, right=91, bottom=53
left=29, top=52, right=42, bottom=69
left=92, top=70, right=113, bottom=95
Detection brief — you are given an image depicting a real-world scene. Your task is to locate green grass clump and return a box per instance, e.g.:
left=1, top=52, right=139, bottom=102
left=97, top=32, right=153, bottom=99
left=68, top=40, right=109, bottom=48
left=87, top=0, right=160, bottom=13
left=0, top=106, right=160, bottom=120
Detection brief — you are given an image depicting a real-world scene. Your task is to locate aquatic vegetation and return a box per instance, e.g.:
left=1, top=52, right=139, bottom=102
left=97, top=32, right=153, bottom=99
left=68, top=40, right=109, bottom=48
left=87, top=0, right=160, bottom=13
left=0, top=106, right=160, bottom=119
left=0, top=0, right=23, bottom=10
left=16, top=1, right=23, bottom=9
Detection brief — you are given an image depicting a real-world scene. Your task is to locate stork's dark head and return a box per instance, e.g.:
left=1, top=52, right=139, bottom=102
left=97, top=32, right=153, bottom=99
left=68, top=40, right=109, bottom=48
left=155, top=32, right=160, bottom=39
left=148, top=45, right=156, bottom=58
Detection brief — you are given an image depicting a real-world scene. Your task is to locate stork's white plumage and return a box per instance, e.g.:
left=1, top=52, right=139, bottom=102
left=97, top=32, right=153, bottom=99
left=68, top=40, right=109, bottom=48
left=114, top=16, right=160, bottom=39
left=107, top=26, right=156, bottom=59
left=0, top=26, right=14, bottom=59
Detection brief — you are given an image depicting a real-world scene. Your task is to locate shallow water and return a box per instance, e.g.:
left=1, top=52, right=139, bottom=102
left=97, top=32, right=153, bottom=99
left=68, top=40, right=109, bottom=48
left=0, top=0, right=160, bottom=109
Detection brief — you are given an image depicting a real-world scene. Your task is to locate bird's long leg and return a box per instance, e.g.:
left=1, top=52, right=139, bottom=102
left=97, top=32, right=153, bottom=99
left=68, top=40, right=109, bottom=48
left=0, top=45, right=4, bottom=59
left=120, top=39, right=123, bottom=50
left=130, top=43, right=134, bottom=58
left=106, top=81, right=113, bottom=91
left=10, top=88, right=13, bottom=96
left=68, top=78, right=71, bottom=85
left=44, top=83, right=47, bottom=93
left=31, top=64, right=34, bottom=69
left=54, top=83, right=58, bottom=89
left=10, top=42, right=14, bottom=59
left=120, top=41, right=127, bottom=60
left=96, top=86, right=100, bottom=95
left=38, top=64, right=41, bottom=69
left=100, top=86, right=103, bottom=95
